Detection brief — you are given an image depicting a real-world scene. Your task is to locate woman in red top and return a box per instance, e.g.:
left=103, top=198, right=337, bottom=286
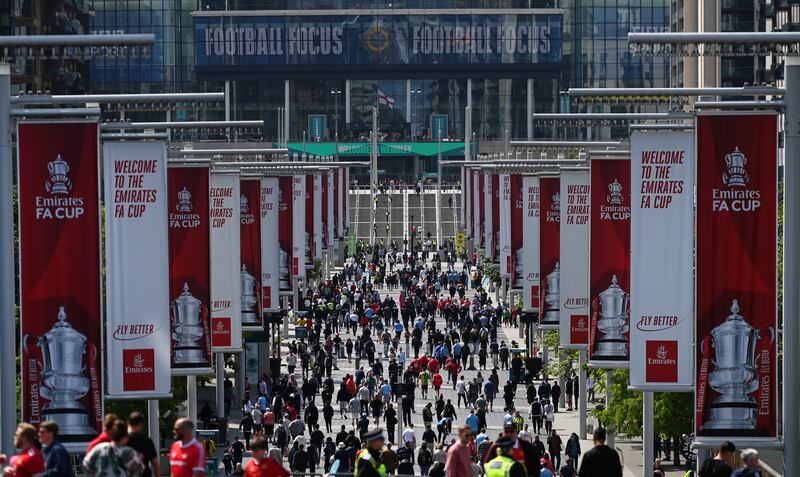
left=428, top=357, right=440, bottom=374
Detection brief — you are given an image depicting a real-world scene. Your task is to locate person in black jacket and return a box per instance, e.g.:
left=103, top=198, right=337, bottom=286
left=577, top=428, right=622, bottom=477
left=483, top=417, right=541, bottom=477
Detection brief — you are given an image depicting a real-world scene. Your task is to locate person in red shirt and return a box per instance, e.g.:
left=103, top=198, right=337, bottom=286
left=244, top=437, right=288, bottom=477
left=428, top=357, right=440, bottom=374
left=170, top=418, right=206, bottom=477
left=1, top=423, right=45, bottom=477
left=86, top=413, right=118, bottom=454
left=431, top=372, right=444, bottom=397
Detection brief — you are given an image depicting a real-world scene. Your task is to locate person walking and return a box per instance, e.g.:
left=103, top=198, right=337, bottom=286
left=39, top=421, right=74, bottom=477
left=84, top=418, right=145, bottom=477
left=483, top=436, right=527, bottom=477
left=551, top=382, right=561, bottom=413
left=244, top=437, right=289, bottom=477
left=565, top=433, right=581, bottom=465
left=564, top=376, right=573, bottom=411
left=544, top=400, right=555, bottom=434
left=355, top=428, right=388, bottom=477
left=446, top=425, right=473, bottom=477
left=547, top=430, right=563, bottom=470
left=127, top=411, right=160, bottom=477
left=577, top=428, right=621, bottom=477
left=698, top=441, right=736, bottom=477
left=169, top=418, right=206, bottom=477
left=731, top=449, right=762, bottom=477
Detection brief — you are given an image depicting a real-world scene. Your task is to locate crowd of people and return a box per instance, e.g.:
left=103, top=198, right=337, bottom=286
left=0, top=241, right=770, bottom=477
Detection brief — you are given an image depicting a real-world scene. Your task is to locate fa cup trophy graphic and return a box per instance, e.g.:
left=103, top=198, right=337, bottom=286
left=541, top=262, right=560, bottom=325
left=702, top=299, right=771, bottom=432
left=593, top=275, right=630, bottom=358
left=513, top=250, right=524, bottom=289
left=240, top=264, right=260, bottom=326
left=279, top=249, right=291, bottom=291
left=46, top=155, right=72, bottom=195
left=37, top=307, right=96, bottom=439
left=171, top=283, right=208, bottom=367
left=723, top=147, right=749, bottom=187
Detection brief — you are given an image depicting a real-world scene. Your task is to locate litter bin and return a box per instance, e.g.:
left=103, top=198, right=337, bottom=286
left=295, top=326, right=307, bottom=339
left=205, top=457, right=219, bottom=476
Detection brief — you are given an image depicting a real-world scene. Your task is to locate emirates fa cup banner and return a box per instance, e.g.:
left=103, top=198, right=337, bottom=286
left=499, top=174, right=511, bottom=278
left=259, top=177, right=282, bottom=313
left=18, top=122, right=103, bottom=446
left=538, top=176, right=561, bottom=329
left=312, top=174, right=323, bottom=259
left=240, top=179, right=264, bottom=329
left=461, top=167, right=467, bottom=229
left=465, top=169, right=473, bottom=235
left=341, top=167, right=350, bottom=231
left=473, top=171, right=481, bottom=244
left=630, top=131, right=694, bottom=390
left=510, top=175, right=524, bottom=290
left=483, top=173, right=491, bottom=255
left=559, top=169, right=590, bottom=349
left=522, top=176, right=541, bottom=312
left=695, top=113, right=778, bottom=439
left=491, top=174, right=500, bottom=263
left=293, top=175, right=306, bottom=277
left=278, top=177, right=294, bottom=291
left=305, top=175, right=316, bottom=264
left=104, top=142, right=171, bottom=399
left=168, top=167, right=213, bottom=375
left=324, top=171, right=333, bottom=250
left=210, top=174, right=242, bottom=351
left=588, top=157, right=631, bottom=367
left=333, top=170, right=341, bottom=239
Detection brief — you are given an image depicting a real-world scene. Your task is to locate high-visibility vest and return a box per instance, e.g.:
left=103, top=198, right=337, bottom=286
left=513, top=415, right=524, bottom=432
left=354, top=448, right=387, bottom=477
left=484, top=455, right=524, bottom=477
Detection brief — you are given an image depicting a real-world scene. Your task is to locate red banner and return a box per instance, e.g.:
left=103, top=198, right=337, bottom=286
left=478, top=172, right=485, bottom=248
left=588, top=158, right=631, bottom=366
left=466, top=170, right=473, bottom=235
left=240, top=180, right=262, bottom=329
left=539, top=176, right=560, bottom=328
left=18, top=122, right=103, bottom=446
left=510, top=175, right=523, bottom=290
left=322, top=172, right=329, bottom=249
left=305, top=175, right=315, bottom=265
left=695, top=113, right=778, bottom=439
left=333, top=170, right=340, bottom=239
left=167, top=167, right=213, bottom=374
left=491, top=174, right=500, bottom=262
left=278, top=177, right=294, bottom=290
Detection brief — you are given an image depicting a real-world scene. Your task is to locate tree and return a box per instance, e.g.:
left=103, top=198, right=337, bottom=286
left=592, top=369, right=692, bottom=466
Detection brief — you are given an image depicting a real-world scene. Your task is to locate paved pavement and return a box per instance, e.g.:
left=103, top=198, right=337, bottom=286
left=213, top=258, right=688, bottom=477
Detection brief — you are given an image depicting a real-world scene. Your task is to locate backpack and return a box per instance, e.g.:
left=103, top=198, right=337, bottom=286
left=418, top=450, right=432, bottom=466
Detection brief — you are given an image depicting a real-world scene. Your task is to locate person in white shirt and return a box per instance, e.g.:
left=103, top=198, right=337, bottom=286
left=543, top=401, right=555, bottom=434
left=518, top=424, right=533, bottom=443
left=586, top=376, right=596, bottom=403
left=402, top=424, right=417, bottom=450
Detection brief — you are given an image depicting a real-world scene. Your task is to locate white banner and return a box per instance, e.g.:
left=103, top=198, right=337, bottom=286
left=313, top=174, right=323, bottom=259
left=522, top=176, right=540, bottom=312
left=293, top=175, right=306, bottom=277
left=104, top=142, right=172, bottom=398
left=499, top=174, right=511, bottom=277
left=472, top=171, right=480, bottom=244
left=559, top=170, right=590, bottom=349
left=210, top=173, right=243, bottom=351
left=630, top=130, right=694, bottom=390
left=484, top=173, right=493, bottom=257
left=260, top=177, right=279, bottom=312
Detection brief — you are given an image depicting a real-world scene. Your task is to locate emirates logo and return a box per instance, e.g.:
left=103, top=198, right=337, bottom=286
left=607, top=179, right=623, bottom=205
left=133, top=353, right=145, bottom=368
left=176, top=187, right=193, bottom=212
left=278, top=189, right=288, bottom=212
left=722, top=147, right=749, bottom=187
left=216, top=320, right=225, bottom=331
left=46, top=155, right=72, bottom=195
left=240, top=195, right=249, bottom=214
left=656, top=345, right=667, bottom=360
left=578, top=318, right=585, bottom=328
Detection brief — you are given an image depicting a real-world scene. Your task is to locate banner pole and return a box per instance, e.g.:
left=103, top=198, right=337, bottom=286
left=643, top=391, right=654, bottom=476
left=0, top=64, right=15, bottom=456
left=187, top=375, right=198, bottom=423
left=216, top=353, right=225, bottom=427
left=606, top=370, right=614, bottom=446
left=578, top=350, right=587, bottom=439
left=783, top=55, right=800, bottom=474
left=148, top=399, right=161, bottom=454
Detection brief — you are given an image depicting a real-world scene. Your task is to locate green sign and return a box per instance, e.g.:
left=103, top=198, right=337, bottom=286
left=431, top=114, right=448, bottom=140
left=283, top=141, right=465, bottom=158
left=347, top=230, right=357, bottom=256
left=308, top=114, right=327, bottom=140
